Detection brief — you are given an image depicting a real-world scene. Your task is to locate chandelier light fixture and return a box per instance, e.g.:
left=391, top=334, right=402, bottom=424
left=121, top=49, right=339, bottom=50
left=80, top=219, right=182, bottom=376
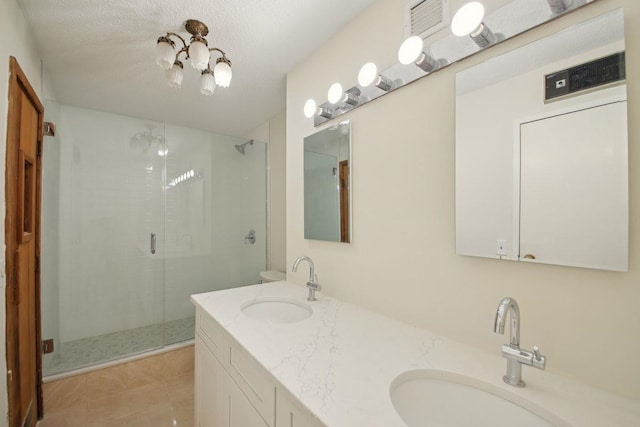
left=130, top=124, right=167, bottom=155
left=155, top=19, right=232, bottom=96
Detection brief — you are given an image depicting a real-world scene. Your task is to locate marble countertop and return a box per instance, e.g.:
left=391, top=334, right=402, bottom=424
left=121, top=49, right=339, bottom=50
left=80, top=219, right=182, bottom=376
left=191, top=281, right=640, bottom=427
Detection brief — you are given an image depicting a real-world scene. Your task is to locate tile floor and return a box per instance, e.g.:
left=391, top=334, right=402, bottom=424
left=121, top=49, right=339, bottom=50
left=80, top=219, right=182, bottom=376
left=43, top=317, right=195, bottom=376
left=37, top=345, right=195, bottom=427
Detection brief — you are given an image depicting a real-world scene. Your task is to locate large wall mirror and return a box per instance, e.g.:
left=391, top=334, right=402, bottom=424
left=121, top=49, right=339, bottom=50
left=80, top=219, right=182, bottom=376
left=304, top=120, right=351, bottom=243
left=455, top=9, right=628, bottom=272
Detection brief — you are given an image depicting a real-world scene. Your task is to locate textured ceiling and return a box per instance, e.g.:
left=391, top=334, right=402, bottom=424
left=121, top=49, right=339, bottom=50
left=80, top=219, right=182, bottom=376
left=18, top=0, right=377, bottom=137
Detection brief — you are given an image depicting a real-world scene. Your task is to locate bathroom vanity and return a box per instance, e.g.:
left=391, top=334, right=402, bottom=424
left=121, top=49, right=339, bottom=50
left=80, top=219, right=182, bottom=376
left=191, top=282, right=640, bottom=427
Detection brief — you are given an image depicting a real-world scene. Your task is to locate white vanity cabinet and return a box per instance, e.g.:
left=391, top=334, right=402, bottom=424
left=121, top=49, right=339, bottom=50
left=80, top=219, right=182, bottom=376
left=195, top=336, right=269, bottom=427
left=195, top=337, right=225, bottom=427
left=195, top=308, right=323, bottom=427
left=276, top=387, right=324, bottom=427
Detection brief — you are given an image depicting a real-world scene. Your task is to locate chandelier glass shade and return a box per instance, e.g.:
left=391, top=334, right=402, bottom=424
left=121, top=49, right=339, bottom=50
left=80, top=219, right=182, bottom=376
left=166, top=61, right=184, bottom=88
left=156, top=19, right=232, bottom=95
left=155, top=37, right=177, bottom=70
left=200, top=69, right=216, bottom=96
left=213, top=59, right=232, bottom=88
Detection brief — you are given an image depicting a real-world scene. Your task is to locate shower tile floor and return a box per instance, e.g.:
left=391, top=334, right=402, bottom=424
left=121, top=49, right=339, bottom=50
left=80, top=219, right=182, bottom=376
left=43, top=317, right=195, bottom=376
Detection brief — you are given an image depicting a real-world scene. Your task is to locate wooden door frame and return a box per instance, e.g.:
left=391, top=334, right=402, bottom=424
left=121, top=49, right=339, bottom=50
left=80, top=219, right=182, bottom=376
left=5, top=56, right=44, bottom=425
left=338, top=160, right=349, bottom=243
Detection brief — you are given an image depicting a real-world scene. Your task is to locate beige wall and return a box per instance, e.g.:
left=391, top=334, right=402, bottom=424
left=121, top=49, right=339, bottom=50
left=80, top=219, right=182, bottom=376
left=286, top=0, right=640, bottom=400
left=0, top=0, right=45, bottom=423
left=269, top=111, right=287, bottom=273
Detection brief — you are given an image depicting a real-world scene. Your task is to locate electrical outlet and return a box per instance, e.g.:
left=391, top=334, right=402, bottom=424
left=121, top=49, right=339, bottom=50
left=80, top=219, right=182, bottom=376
left=496, top=240, right=507, bottom=256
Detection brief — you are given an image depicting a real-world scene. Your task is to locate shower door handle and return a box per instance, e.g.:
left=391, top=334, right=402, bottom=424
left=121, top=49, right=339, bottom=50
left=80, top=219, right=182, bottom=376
left=150, top=233, right=156, bottom=254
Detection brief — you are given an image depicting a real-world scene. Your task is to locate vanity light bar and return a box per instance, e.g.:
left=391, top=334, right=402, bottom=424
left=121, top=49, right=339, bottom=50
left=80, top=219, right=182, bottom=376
left=167, top=169, right=202, bottom=187
left=303, top=0, right=589, bottom=126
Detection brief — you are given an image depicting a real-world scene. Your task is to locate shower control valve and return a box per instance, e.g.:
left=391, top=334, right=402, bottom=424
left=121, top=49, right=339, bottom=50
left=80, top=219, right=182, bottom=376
left=244, top=229, right=256, bottom=245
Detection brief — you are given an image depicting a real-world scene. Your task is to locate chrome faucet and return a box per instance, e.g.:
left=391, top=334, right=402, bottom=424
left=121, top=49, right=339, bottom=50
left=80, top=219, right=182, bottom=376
left=292, top=256, right=322, bottom=301
left=493, top=297, right=546, bottom=387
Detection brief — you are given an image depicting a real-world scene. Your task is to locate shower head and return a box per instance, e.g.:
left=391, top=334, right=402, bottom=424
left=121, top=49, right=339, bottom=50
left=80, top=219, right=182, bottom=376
left=234, top=139, right=254, bottom=155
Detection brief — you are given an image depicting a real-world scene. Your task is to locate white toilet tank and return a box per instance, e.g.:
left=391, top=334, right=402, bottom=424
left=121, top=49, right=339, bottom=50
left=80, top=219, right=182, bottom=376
left=259, top=270, right=286, bottom=283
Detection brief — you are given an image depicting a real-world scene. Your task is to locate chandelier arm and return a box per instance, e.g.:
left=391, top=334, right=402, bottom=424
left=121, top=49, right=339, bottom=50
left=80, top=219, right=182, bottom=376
left=165, top=32, right=188, bottom=49
left=208, top=47, right=231, bottom=64
left=208, top=47, right=226, bottom=56
left=175, top=46, right=189, bottom=61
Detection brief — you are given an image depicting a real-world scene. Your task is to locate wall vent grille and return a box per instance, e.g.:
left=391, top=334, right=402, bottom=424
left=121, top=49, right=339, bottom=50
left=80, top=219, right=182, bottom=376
left=406, top=0, right=448, bottom=39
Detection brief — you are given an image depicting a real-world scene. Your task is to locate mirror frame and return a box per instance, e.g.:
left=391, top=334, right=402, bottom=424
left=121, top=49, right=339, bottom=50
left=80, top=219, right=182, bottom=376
left=303, top=120, right=352, bottom=243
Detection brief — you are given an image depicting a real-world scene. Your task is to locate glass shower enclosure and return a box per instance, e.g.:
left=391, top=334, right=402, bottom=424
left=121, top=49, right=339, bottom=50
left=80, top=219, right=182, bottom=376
left=40, top=102, right=266, bottom=376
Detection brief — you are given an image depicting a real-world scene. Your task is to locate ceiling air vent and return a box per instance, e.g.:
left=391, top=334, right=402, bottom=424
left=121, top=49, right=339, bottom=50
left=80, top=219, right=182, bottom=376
left=405, top=0, right=449, bottom=39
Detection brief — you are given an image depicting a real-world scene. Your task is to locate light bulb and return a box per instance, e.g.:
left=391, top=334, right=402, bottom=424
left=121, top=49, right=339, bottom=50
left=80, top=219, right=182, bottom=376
left=451, top=2, right=485, bottom=37
left=328, top=83, right=343, bottom=104
left=304, top=99, right=317, bottom=118
left=398, top=36, right=424, bottom=65
left=214, top=60, right=232, bottom=87
left=398, top=36, right=436, bottom=73
left=166, top=62, right=183, bottom=88
left=358, top=62, right=393, bottom=91
left=188, top=39, right=210, bottom=70
left=358, top=63, right=378, bottom=87
left=200, top=70, right=216, bottom=96
left=156, top=38, right=176, bottom=70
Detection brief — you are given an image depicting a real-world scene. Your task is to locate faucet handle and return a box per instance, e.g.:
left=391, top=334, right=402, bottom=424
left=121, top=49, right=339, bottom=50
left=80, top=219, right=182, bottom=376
left=533, top=346, right=541, bottom=361
left=531, top=345, right=546, bottom=370
left=308, top=275, right=321, bottom=290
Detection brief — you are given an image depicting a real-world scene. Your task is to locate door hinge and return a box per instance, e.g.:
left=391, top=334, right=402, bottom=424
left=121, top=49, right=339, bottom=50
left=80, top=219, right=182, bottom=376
left=43, top=121, right=55, bottom=137
left=42, top=339, right=54, bottom=354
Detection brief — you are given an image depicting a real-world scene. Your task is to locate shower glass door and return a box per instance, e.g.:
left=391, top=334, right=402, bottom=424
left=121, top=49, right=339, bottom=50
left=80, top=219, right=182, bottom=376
left=163, top=124, right=267, bottom=345
left=40, top=102, right=268, bottom=375
left=41, top=102, right=165, bottom=375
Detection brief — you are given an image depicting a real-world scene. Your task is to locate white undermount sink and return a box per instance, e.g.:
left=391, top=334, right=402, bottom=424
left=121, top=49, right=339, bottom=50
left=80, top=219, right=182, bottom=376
left=390, top=370, right=567, bottom=427
left=241, top=297, right=312, bottom=324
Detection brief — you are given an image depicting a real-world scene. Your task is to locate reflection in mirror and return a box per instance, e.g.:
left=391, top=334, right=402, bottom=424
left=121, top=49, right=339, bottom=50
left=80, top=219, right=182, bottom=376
left=455, top=9, right=628, bottom=271
left=304, top=120, right=351, bottom=243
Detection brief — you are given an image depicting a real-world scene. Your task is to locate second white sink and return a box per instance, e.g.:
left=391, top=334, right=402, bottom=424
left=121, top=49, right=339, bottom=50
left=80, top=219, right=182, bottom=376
left=390, top=370, right=568, bottom=427
left=241, top=297, right=312, bottom=324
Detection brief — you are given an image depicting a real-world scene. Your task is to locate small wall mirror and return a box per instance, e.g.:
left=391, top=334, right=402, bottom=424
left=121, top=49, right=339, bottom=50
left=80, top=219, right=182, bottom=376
left=304, top=120, right=351, bottom=243
left=455, top=9, right=628, bottom=272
